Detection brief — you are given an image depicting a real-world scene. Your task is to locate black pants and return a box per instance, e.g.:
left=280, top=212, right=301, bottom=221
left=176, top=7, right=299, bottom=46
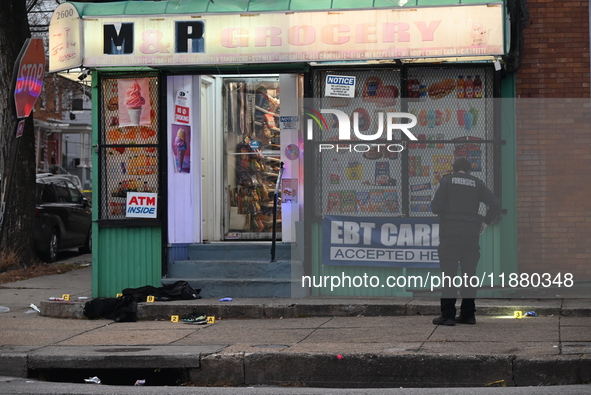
left=437, top=222, right=480, bottom=319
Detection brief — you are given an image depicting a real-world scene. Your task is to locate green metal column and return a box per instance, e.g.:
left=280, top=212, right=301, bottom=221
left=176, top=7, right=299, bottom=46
left=499, top=72, right=518, bottom=276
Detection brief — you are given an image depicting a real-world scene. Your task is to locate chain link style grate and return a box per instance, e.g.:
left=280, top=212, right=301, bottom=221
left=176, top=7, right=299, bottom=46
left=308, top=66, right=498, bottom=219
left=98, top=74, right=160, bottom=221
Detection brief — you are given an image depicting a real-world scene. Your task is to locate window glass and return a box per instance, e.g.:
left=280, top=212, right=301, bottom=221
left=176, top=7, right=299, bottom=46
left=65, top=181, right=83, bottom=204
left=54, top=181, right=71, bottom=203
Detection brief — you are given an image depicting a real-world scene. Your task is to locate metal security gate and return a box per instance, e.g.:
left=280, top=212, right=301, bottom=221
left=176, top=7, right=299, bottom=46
left=305, top=66, right=501, bottom=297
left=98, top=73, right=161, bottom=222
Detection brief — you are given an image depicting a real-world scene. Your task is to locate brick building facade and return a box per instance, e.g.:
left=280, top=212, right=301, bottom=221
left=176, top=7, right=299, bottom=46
left=516, top=0, right=591, bottom=279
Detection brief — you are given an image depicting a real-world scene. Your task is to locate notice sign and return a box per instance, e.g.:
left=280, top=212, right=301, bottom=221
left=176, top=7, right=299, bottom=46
left=126, top=192, right=158, bottom=218
left=282, top=178, right=298, bottom=203
left=174, top=89, right=190, bottom=124
left=325, top=75, right=356, bottom=98
left=280, top=115, right=299, bottom=130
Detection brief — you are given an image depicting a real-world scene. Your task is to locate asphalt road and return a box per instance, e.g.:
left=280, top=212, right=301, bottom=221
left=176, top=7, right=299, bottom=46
left=1, top=376, right=590, bottom=395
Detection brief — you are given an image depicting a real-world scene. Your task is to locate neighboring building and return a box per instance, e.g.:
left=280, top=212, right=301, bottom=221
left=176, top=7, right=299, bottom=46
left=515, top=0, right=591, bottom=281
left=34, top=73, right=92, bottom=192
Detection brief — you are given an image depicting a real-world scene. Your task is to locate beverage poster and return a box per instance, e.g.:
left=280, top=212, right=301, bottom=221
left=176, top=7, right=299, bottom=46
left=118, top=78, right=152, bottom=127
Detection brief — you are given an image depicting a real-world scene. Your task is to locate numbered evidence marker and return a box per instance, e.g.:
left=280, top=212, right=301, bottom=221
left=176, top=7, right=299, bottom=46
left=147, top=295, right=155, bottom=303
left=207, top=316, right=216, bottom=324
left=514, top=311, right=523, bottom=319
left=116, top=293, right=123, bottom=298
left=61, top=294, right=70, bottom=301
left=171, top=315, right=180, bottom=323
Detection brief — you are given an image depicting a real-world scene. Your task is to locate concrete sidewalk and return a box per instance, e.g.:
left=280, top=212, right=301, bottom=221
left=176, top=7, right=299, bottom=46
left=0, top=261, right=590, bottom=388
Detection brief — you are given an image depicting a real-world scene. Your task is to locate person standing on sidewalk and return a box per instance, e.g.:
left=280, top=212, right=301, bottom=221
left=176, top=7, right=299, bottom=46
left=430, top=157, right=500, bottom=326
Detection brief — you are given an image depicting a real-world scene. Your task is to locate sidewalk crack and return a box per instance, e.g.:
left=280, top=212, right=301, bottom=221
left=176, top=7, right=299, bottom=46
left=295, top=317, right=334, bottom=345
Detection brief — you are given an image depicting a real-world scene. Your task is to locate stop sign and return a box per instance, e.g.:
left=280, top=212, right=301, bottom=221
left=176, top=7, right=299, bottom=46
left=13, top=38, right=46, bottom=119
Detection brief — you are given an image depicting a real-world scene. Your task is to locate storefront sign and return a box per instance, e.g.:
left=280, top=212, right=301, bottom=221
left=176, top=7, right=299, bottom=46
left=49, top=3, right=504, bottom=71
left=126, top=192, right=158, bottom=218
left=322, top=216, right=439, bottom=268
left=48, top=2, right=82, bottom=72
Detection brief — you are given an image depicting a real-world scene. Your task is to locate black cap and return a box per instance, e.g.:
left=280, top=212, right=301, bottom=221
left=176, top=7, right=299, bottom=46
left=453, top=157, right=472, bottom=173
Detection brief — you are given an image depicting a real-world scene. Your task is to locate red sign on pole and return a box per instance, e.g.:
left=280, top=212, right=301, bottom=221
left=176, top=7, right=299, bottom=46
left=15, top=120, right=26, bottom=138
left=13, top=38, right=46, bottom=119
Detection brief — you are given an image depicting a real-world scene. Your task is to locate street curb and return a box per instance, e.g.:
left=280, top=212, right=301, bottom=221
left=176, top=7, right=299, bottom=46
left=4, top=348, right=589, bottom=388
left=39, top=298, right=591, bottom=320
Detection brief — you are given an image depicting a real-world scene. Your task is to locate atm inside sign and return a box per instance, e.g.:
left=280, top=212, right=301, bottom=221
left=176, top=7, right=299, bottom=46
left=126, top=192, right=158, bottom=218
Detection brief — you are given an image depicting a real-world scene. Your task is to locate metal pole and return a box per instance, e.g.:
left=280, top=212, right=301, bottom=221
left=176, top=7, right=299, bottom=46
left=270, top=162, right=284, bottom=262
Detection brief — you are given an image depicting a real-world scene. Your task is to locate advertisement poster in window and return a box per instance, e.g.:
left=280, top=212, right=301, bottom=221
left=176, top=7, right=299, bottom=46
left=118, top=78, right=152, bottom=127
left=172, top=124, right=191, bottom=174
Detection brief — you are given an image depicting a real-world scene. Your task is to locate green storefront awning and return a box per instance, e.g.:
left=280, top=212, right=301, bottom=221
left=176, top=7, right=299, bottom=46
left=69, top=0, right=499, bottom=16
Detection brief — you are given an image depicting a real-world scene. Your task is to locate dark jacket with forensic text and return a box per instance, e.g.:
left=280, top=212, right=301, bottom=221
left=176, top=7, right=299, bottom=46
left=431, top=171, right=501, bottom=225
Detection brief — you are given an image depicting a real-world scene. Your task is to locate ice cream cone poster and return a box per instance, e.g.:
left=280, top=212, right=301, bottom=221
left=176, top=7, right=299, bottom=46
left=118, top=78, right=152, bottom=127
left=171, top=124, right=191, bottom=174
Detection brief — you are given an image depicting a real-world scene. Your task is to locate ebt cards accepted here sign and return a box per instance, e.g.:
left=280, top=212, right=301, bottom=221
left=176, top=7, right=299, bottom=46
left=126, top=192, right=158, bottom=218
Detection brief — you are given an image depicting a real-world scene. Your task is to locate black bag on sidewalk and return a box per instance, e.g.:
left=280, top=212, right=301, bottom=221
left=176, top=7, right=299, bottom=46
left=122, top=280, right=201, bottom=302
left=83, top=296, right=137, bottom=322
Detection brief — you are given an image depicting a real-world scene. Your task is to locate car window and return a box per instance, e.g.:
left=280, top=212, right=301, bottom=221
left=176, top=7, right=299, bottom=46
left=54, top=181, right=72, bottom=203
left=39, top=183, right=57, bottom=203
left=65, top=181, right=83, bottom=204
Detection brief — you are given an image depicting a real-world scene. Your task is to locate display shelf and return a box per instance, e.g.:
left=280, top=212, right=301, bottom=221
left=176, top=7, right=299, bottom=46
left=226, top=78, right=282, bottom=236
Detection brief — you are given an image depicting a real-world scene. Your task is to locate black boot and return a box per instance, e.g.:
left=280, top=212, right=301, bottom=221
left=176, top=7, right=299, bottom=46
left=433, top=298, right=456, bottom=326
left=456, top=298, right=476, bottom=324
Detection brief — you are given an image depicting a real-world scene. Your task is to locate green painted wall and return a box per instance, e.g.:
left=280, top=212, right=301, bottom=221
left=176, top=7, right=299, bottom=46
left=92, top=227, right=162, bottom=298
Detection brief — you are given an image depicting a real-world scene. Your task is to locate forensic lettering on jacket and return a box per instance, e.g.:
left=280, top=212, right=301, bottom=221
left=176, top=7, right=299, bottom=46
left=451, top=177, right=476, bottom=187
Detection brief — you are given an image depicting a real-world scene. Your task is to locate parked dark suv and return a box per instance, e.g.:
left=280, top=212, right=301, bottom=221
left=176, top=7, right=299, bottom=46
left=34, top=174, right=92, bottom=262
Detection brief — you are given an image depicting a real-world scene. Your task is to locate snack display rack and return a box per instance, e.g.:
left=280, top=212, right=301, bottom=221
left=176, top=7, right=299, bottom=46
left=224, top=78, right=282, bottom=239
left=309, top=67, right=496, bottom=219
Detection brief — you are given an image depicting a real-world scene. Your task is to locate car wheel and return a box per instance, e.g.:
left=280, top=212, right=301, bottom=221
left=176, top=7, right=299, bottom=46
left=79, top=227, right=91, bottom=254
left=43, top=230, right=59, bottom=263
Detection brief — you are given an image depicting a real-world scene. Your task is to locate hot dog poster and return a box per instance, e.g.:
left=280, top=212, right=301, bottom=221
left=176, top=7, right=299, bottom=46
left=118, top=78, right=152, bottom=127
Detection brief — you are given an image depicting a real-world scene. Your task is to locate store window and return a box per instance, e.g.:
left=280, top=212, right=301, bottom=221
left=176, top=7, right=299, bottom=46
left=98, top=73, right=160, bottom=223
left=223, top=77, right=282, bottom=240
left=308, top=66, right=499, bottom=219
